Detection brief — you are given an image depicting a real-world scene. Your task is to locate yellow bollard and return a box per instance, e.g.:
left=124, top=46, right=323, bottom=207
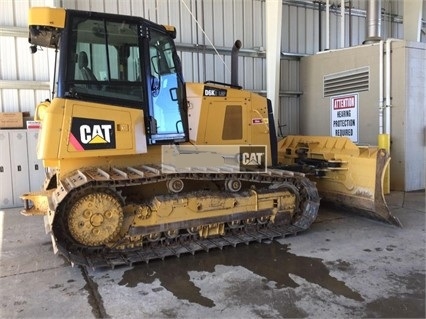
left=378, top=134, right=390, bottom=194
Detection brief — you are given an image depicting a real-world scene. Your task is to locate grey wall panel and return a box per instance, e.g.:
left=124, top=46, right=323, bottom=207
left=178, top=2, right=197, bottom=43
left=1, top=89, right=19, bottom=112
left=253, top=58, right=266, bottom=91
left=305, top=7, right=315, bottom=54
left=0, top=37, right=17, bottom=80
left=19, top=90, right=36, bottom=111
left=0, top=0, right=52, bottom=114
left=279, top=59, right=300, bottom=137
left=35, top=89, right=50, bottom=104
left=0, top=0, right=15, bottom=26
left=206, top=0, right=225, bottom=46
left=0, top=88, right=49, bottom=114
left=278, top=97, right=300, bottom=137
left=281, top=59, right=300, bottom=93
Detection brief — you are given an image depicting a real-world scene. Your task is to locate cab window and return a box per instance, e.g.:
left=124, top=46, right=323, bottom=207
left=65, top=17, right=143, bottom=105
left=148, top=29, right=184, bottom=142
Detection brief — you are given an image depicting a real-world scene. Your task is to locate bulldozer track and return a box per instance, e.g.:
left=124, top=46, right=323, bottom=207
left=51, top=164, right=320, bottom=268
left=59, top=223, right=304, bottom=269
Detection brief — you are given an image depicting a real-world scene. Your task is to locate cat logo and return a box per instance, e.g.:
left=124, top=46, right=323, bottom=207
left=241, top=152, right=263, bottom=165
left=239, top=146, right=266, bottom=172
left=80, top=124, right=112, bottom=144
left=69, top=117, right=116, bottom=151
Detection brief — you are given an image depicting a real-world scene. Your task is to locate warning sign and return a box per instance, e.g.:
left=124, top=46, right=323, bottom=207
left=330, top=94, right=358, bottom=142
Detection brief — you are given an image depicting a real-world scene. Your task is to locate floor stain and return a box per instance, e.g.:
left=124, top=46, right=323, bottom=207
left=365, top=272, right=425, bottom=318
left=81, top=266, right=110, bottom=318
left=118, top=241, right=363, bottom=306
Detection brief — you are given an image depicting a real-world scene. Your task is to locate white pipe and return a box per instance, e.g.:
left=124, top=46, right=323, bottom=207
left=379, top=40, right=384, bottom=134
left=385, top=39, right=394, bottom=135
left=340, top=0, right=345, bottom=48
left=266, top=0, right=283, bottom=131
left=325, top=0, right=330, bottom=50
left=385, top=39, right=391, bottom=135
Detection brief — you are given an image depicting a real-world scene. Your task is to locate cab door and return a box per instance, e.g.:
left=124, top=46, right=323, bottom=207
left=146, top=29, right=187, bottom=144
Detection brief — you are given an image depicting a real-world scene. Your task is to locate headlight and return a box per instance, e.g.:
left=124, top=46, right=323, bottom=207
left=34, top=101, right=50, bottom=121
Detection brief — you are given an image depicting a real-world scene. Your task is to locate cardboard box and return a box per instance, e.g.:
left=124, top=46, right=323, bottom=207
left=0, top=112, right=30, bottom=128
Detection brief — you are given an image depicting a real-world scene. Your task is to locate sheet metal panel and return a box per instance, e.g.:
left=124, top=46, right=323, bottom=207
left=0, top=37, right=17, bottom=80
left=1, top=90, right=19, bottom=113
left=27, top=129, right=45, bottom=192
left=9, top=130, right=30, bottom=207
left=279, top=59, right=300, bottom=136
left=0, top=0, right=15, bottom=26
left=0, top=130, right=13, bottom=208
left=278, top=97, right=300, bottom=137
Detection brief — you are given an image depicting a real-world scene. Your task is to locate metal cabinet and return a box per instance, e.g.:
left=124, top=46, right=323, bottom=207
left=0, top=131, right=14, bottom=208
left=26, top=130, right=45, bottom=192
left=0, top=129, right=44, bottom=208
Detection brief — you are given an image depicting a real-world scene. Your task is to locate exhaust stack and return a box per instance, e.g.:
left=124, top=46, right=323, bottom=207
left=231, top=40, right=242, bottom=86
left=365, top=0, right=382, bottom=43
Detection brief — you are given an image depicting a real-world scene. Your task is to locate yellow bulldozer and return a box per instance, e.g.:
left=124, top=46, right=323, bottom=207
left=22, top=7, right=400, bottom=268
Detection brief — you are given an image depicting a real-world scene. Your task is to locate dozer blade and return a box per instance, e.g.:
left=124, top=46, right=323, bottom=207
left=277, top=135, right=402, bottom=227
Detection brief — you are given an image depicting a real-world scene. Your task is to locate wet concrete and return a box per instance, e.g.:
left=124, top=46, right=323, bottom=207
left=1, top=190, right=425, bottom=318
left=118, top=242, right=364, bottom=306
left=364, top=272, right=425, bottom=318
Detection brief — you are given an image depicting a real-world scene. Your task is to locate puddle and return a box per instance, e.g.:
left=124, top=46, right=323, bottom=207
left=118, top=241, right=363, bottom=306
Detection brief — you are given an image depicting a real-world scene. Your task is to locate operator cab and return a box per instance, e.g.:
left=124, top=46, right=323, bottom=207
left=29, top=8, right=188, bottom=145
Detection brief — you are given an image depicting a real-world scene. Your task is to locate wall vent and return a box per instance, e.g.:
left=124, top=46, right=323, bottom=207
left=324, top=67, right=370, bottom=97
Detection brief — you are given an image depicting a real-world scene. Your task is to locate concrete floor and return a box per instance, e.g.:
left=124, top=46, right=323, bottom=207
left=0, top=191, right=425, bottom=319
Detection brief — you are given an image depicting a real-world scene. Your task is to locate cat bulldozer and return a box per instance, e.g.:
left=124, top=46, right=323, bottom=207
left=22, top=7, right=401, bottom=268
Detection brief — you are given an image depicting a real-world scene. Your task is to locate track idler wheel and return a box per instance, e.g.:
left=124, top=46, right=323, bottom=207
left=165, top=229, right=179, bottom=239
left=67, top=189, right=124, bottom=246
left=167, top=178, right=184, bottom=193
left=225, top=178, right=242, bottom=192
left=147, top=232, right=161, bottom=242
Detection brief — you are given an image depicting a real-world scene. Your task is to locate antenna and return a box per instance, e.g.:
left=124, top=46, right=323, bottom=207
left=180, top=0, right=231, bottom=74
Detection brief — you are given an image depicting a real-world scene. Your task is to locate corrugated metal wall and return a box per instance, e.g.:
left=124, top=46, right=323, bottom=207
left=0, top=0, right=423, bottom=135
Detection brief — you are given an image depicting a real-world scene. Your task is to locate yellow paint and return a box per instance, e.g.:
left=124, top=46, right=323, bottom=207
left=378, top=134, right=390, bottom=194
left=28, top=7, right=66, bottom=28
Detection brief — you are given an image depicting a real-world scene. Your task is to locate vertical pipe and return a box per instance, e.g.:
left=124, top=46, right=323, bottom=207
left=266, top=0, right=283, bottom=132
left=231, top=40, right=242, bottom=86
left=366, top=0, right=382, bottom=42
left=348, top=0, right=352, bottom=46
left=46, top=0, right=61, bottom=99
left=325, top=0, right=330, bottom=50
left=318, top=1, right=322, bottom=51
left=378, top=40, right=387, bottom=193
left=382, top=38, right=394, bottom=194
left=378, top=40, right=384, bottom=134
left=385, top=39, right=392, bottom=135
left=199, top=0, right=205, bottom=82
left=340, top=0, right=345, bottom=48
